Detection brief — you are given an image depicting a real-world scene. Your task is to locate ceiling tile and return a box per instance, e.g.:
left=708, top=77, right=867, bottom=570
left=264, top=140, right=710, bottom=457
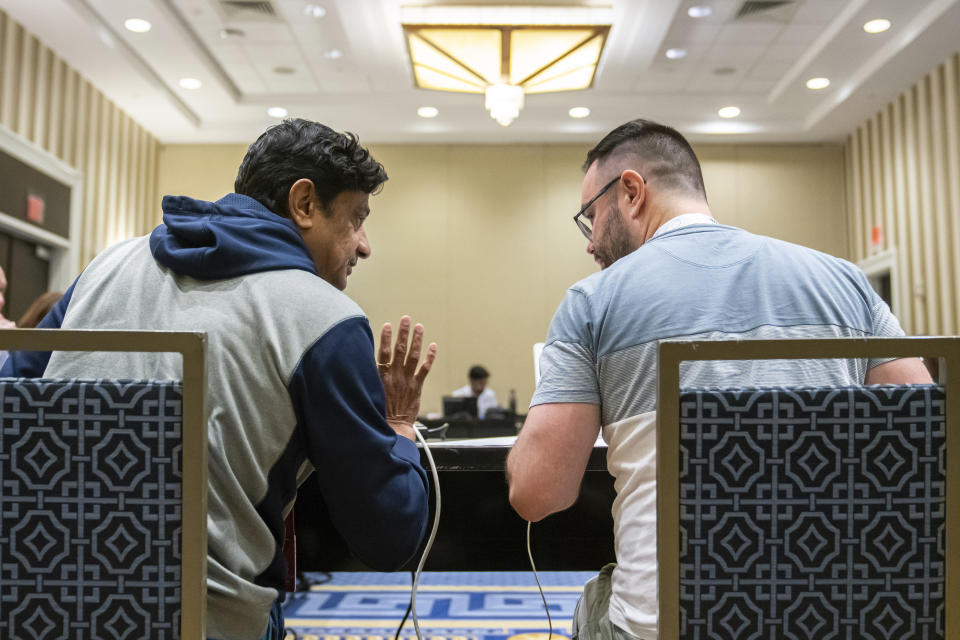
left=779, top=22, right=827, bottom=45
left=714, top=23, right=784, bottom=45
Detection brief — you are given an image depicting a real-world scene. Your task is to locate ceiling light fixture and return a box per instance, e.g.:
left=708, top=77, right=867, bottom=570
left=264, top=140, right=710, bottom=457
left=324, top=49, right=343, bottom=60
left=568, top=106, right=590, bottom=118
left=304, top=4, right=326, bottom=18
left=402, top=22, right=609, bottom=126
left=124, top=18, right=152, bottom=33
left=687, top=6, right=712, bottom=18
left=806, top=77, right=830, bottom=90
left=718, top=106, right=741, bottom=118
left=863, top=18, right=891, bottom=33
left=417, top=106, right=439, bottom=118
left=267, top=107, right=288, bottom=118
left=665, top=48, right=687, bottom=59
left=485, top=84, right=525, bottom=126
left=220, top=27, right=245, bottom=40
left=178, top=78, right=202, bottom=90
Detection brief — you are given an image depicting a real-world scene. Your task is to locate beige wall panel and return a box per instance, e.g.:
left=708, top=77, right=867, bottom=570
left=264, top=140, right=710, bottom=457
left=880, top=107, right=896, bottom=252
left=945, top=54, right=960, bottom=329
left=15, top=31, right=33, bottom=138
left=726, top=145, right=846, bottom=258
left=845, top=134, right=857, bottom=260
left=157, top=143, right=248, bottom=204
left=916, top=77, right=940, bottom=334
left=60, top=66, right=76, bottom=165
left=116, top=116, right=132, bottom=241
left=869, top=117, right=885, bottom=251
left=903, top=87, right=927, bottom=332
left=46, top=55, right=63, bottom=157
left=105, top=102, right=121, bottom=248
left=846, top=49, right=960, bottom=336
left=858, top=126, right=873, bottom=261
left=891, top=97, right=913, bottom=333
left=92, top=93, right=110, bottom=265
left=146, top=136, right=160, bottom=229
left=695, top=145, right=739, bottom=227
left=32, top=43, right=48, bottom=147
left=930, top=65, right=953, bottom=333
left=1, top=16, right=19, bottom=128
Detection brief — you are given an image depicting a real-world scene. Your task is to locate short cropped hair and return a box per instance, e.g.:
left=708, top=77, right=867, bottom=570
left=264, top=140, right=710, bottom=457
left=469, top=365, right=489, bottom=380
left=583, top=119, right=706, bottom=200
left=234, top=118, right=388, bottom=217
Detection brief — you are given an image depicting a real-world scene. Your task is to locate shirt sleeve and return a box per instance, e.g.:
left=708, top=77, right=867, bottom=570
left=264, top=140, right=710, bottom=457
left=0, top=279, right=76, bottom=377
left=530, top=287, right=600, bottom=407
left=868, top=293, right=907, bottom=370
left=287, top=316, right=429, bottom=571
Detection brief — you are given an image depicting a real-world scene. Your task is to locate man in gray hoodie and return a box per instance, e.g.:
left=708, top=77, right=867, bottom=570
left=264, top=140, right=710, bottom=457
left=3, top=119, right=435, bottom=640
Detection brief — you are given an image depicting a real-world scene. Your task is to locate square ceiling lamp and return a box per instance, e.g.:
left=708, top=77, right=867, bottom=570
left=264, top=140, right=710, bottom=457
left=402, top=21, right=609, bottom=126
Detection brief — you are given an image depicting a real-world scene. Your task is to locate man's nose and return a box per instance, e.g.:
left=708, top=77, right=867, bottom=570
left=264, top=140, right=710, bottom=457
left=358, top=228, right=371, bottom=259
left=586, top=241, right=595, bottom=255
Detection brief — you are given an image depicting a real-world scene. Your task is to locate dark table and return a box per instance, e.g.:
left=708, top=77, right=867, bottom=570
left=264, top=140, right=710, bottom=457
left=295, top=441, right=616, bottom=571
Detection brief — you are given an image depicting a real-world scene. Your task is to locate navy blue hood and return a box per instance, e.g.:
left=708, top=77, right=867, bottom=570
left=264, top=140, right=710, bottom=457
left=150, top=193, right=317, bottom=280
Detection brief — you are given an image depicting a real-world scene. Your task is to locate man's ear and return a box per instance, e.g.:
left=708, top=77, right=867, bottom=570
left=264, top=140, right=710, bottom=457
left=287, top=178, right=317, bottom=230
left=620, top=170, right=646, bottom=220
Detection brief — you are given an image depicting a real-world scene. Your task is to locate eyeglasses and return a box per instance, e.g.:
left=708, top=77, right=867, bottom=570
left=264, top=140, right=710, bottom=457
left=573, top=175, right=621, bottom=240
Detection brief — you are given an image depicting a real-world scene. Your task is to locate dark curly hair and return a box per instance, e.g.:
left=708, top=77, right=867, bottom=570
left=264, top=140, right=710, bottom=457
left=234, top=118, right=388, bottom=217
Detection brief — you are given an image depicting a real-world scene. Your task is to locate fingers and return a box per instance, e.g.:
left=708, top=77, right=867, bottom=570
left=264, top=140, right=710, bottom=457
left=392, top=315, right=411, bottom=366
left=382, top=316, right=434, bottom=380
left=406, top=324, right=424, bottom=373
left=378, top=322, right=392, bottom=365
left=415, top=342, right=438, bottom=384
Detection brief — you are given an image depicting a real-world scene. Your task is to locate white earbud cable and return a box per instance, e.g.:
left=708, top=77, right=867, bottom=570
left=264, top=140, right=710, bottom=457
left=409, top=425, right=442, bottom=640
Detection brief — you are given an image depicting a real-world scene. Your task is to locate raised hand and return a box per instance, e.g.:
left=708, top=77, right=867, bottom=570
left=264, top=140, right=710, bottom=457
left=377, top=316, right=438, bottom=440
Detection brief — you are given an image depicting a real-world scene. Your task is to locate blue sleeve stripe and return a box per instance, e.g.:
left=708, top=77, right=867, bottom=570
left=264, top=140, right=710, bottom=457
left=0, top=278, right=77, bottom=377
left=286, top=316, right=429, bottom=570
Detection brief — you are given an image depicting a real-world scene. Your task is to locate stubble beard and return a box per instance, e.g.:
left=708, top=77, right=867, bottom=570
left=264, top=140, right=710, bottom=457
left=594, top=202, right=634, bottom=269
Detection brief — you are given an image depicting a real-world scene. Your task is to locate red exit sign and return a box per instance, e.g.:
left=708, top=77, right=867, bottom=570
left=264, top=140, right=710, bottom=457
left=27, top=194, right=45, bottom=224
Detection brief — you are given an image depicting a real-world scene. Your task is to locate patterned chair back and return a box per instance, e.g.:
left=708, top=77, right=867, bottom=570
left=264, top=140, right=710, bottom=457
left=0, top=328, right=206, bottom=639
left=656, top=337, right=959, bottom=640
left=0, top=379, right=185, bottom=640
left=677, top=385, right=945, bottom=639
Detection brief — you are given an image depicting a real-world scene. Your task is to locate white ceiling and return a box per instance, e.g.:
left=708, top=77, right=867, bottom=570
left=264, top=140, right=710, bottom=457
left=3, top=0, right=959, bottom=144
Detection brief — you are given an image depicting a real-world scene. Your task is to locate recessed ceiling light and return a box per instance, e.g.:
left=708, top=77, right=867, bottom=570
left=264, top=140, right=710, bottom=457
left=718, top=106, right=741, bottom=118
left=304, top=4, right=326, bottom=18
left=568, top=107, right=591, bottom=118
left=267, top=107, right=288, bottom=118
left=220, top=27, right=245, bottom=40
left=178, top=77, right=202, bottom=90
left=863, top=18, right=891, bottom=33
left=324, top=49, right=343, bottom=60
left=806, top=77, right=830, bottom=90
left=665, top=48, right=687, bottom=59
left=688, top=6, right=712, bottom=18
left=417, top=106, right=439, bottom=118
left=124, top=18, right=152, bottom=33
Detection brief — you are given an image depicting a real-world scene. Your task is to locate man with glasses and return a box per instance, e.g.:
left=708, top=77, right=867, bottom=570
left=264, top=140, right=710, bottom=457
left=506, top=118, right=930, bottom=640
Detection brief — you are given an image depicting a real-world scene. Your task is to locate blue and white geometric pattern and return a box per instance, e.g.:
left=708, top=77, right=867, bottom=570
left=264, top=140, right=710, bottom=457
left=678, top=385, right=946, bottom=640
left=0, top=379, right=183, bottom=640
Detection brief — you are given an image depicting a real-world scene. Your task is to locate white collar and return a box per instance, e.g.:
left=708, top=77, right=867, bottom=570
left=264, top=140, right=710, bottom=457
left=652, top=213, right=718, bottom=239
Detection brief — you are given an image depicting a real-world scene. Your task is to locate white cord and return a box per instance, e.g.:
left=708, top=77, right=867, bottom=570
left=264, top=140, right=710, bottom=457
left=410, top=425, right=441, bottom=640
left=527, top=521, right=553, bottom=640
